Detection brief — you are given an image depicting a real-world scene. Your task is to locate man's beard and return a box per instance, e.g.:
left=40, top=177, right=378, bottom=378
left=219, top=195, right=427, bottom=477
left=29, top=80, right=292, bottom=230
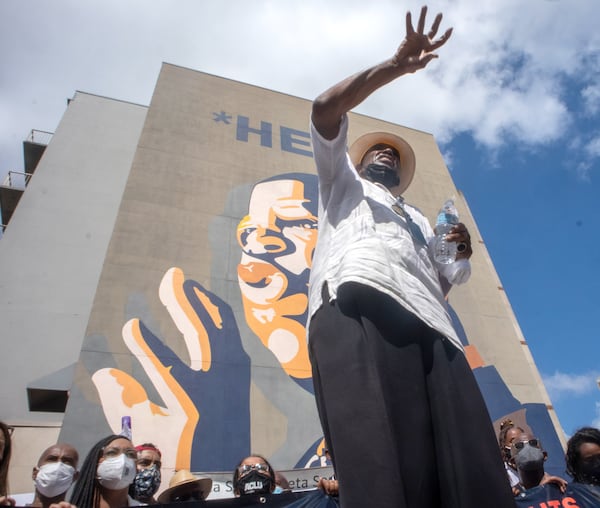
left=363, top=163, right=400, bottom=189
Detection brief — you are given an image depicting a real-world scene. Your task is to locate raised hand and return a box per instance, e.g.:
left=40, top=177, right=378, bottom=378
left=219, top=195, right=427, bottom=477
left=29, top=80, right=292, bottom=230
left=392, top=6, right=453, bottom=73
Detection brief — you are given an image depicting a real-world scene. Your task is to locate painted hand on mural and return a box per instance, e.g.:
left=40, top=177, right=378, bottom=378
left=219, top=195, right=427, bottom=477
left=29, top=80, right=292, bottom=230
left=92, top=267, right=251, bottom=472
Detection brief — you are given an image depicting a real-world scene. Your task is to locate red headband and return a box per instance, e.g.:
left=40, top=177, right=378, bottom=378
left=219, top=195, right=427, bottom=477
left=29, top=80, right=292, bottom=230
left=135, top=445, right=162, bottom=458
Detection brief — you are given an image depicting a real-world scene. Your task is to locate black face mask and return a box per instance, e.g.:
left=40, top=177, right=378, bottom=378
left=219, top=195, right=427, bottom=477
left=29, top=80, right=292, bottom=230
left=578, top=455, right=600, bottom=485
left=363, top=163, right=400, bottom=189
left=237, top=470, right=273, bottom=496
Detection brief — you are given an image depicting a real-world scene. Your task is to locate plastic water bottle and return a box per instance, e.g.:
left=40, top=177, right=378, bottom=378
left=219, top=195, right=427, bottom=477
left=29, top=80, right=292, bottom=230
left=120, top=416, right=132, bottom=440
left=433, top=198, right=459, bottom=264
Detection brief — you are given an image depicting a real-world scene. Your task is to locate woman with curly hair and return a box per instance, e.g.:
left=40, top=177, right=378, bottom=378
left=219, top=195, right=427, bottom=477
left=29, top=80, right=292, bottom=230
left=497, top=419, right=525, bottom=492
left=566, top=426, right=600, bottom=485
left=69, top=434, right=142, bottom=507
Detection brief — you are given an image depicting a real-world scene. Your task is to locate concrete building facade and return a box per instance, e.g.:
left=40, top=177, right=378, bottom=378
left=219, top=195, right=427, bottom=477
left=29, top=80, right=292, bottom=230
left=0, top=63, right=564, bottom=495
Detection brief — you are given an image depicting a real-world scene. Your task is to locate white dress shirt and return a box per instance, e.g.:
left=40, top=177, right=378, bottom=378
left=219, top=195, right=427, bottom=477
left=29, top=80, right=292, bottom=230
left=308, top=114, right=470, bottom=352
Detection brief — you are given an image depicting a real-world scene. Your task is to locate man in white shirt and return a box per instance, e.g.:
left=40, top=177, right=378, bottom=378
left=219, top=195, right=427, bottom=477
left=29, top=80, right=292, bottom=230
left=308, top=6, right=515, bottom=508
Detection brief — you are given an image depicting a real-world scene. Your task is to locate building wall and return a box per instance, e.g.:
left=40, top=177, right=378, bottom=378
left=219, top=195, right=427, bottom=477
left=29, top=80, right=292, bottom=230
left=0, top=92, right=147, bottom=493
left=57, top=63, right=564, bottom=488
left=2, top=63, right=564, bottom=496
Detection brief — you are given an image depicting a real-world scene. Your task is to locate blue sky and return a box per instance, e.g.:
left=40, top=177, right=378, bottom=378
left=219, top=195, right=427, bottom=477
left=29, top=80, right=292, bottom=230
left=1, top=0, right=599, bottom=436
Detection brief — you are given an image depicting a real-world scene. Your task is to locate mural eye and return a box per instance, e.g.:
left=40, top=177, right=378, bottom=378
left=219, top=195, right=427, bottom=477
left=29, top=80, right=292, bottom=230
left=238, top=227, right=256, bottom=247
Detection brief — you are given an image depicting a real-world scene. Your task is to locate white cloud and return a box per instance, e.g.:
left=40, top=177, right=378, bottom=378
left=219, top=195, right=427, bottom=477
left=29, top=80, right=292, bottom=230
left=542, top=371, right=600, bottom=401
left=582, top=85, right=600, bottom=116
left=593, top=402, right=600, bottom=429
left=570, top=134, right=600, bottom=180
left=584, top=136, right=600, bottom=159
left=2, top=0, right=600, bottom=177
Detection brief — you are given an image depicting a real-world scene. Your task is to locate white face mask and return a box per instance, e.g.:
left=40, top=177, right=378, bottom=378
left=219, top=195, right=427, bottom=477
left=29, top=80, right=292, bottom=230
left=96, top=454, right=137, bottom=491
left=35, top=461, right=76, bottom=498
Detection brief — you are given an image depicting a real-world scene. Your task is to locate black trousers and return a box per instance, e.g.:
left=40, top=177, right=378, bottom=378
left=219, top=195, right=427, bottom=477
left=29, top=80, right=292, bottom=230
left=308, top=282, right=515, bottom=508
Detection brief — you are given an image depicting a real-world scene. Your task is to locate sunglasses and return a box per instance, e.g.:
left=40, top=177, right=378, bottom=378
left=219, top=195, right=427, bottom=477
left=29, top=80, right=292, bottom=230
left=512, top=439, right=539, bottom=451
left=238, top=463, right=269, bottom=474
left=173, top=490, right=204, bottom=502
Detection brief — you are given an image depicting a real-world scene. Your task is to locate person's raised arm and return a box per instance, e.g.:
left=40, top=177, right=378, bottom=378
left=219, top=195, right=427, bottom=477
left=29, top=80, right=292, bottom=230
left=312, top=5, right=452, bottom=140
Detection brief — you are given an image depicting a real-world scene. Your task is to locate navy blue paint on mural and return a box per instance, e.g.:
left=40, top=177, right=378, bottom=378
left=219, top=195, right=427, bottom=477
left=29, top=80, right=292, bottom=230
left=448, top=304, right=565, bottom=478
left=137, top=280, right=252, bottom=472
left=237, top=115, right=273, bottom=148
left=183, top=279, right=252, bottom=471
left=213, top=111, right=233, bottom=124
left=229, top=114, right=313, bottom=158
left=294, top=437, right=333, bottom=469
left=473, top=365, right=566, bottom=479
left=280, top=127, right=313, bottom=157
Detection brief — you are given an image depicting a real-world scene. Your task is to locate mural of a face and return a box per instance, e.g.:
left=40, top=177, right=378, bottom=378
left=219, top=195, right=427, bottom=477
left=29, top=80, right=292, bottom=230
left=236, top=174, right=318, bottom=385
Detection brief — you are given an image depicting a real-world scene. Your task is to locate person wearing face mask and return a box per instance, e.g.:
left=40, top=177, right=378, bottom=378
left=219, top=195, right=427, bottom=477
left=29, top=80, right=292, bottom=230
left=232, top=455, right=276, bottom=497
left=563, top=426, right=600, bottom=506
left=566, top=426, right=600, bottom=487
left=497, top=419, right=525, bottom=494
left=69, top=434, right=142, bottom=508
left=27, top=443, right=79, bottom=508
left=509, top=431, right=567, bottom=502
left=129, top=444, right=161, bottom=505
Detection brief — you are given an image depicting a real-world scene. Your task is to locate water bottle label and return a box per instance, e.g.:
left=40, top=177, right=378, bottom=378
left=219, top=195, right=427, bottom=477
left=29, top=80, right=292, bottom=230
left=436, top=212, right=458, bottom=225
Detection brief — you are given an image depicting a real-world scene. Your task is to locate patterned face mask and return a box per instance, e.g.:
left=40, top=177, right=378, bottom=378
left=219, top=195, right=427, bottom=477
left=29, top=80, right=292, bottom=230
left=129, top=464, right=161, bottom=499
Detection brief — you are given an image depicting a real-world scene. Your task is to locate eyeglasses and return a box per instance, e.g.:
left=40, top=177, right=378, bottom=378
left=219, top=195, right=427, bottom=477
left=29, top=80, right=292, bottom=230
left=172, top=490, right=204, bottom=502
left=102, top=446, right=138, bottom=460
left=238, top=463, right=269, bottom=474
left=512, top=439, right=539, bottom=451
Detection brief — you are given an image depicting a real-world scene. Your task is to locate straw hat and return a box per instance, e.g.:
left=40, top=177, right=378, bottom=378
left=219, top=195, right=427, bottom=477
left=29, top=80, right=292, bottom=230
left=157, top=469, right=212, bottom=503
left=348, top=131, right=416, bottom=195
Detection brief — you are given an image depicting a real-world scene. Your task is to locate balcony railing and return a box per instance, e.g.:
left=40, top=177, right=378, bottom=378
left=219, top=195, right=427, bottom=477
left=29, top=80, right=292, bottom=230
left=2, top=170, right=32, bottom=190
left=26, top=129, right=53, bottom=145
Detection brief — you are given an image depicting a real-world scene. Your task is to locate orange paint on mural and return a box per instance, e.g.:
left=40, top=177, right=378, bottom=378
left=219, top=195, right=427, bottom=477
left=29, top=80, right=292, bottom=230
left=130, top=318, right=199, bottom=470
left=110, top=369, right=147, bottom=407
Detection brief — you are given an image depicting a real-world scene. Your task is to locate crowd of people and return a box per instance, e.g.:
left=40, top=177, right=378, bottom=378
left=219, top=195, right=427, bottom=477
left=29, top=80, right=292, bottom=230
left=0, top=422, right=338, bottom=507
left=497, top=420, right=600, bottom=506
left=0, top=418, right=599, bottom=507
